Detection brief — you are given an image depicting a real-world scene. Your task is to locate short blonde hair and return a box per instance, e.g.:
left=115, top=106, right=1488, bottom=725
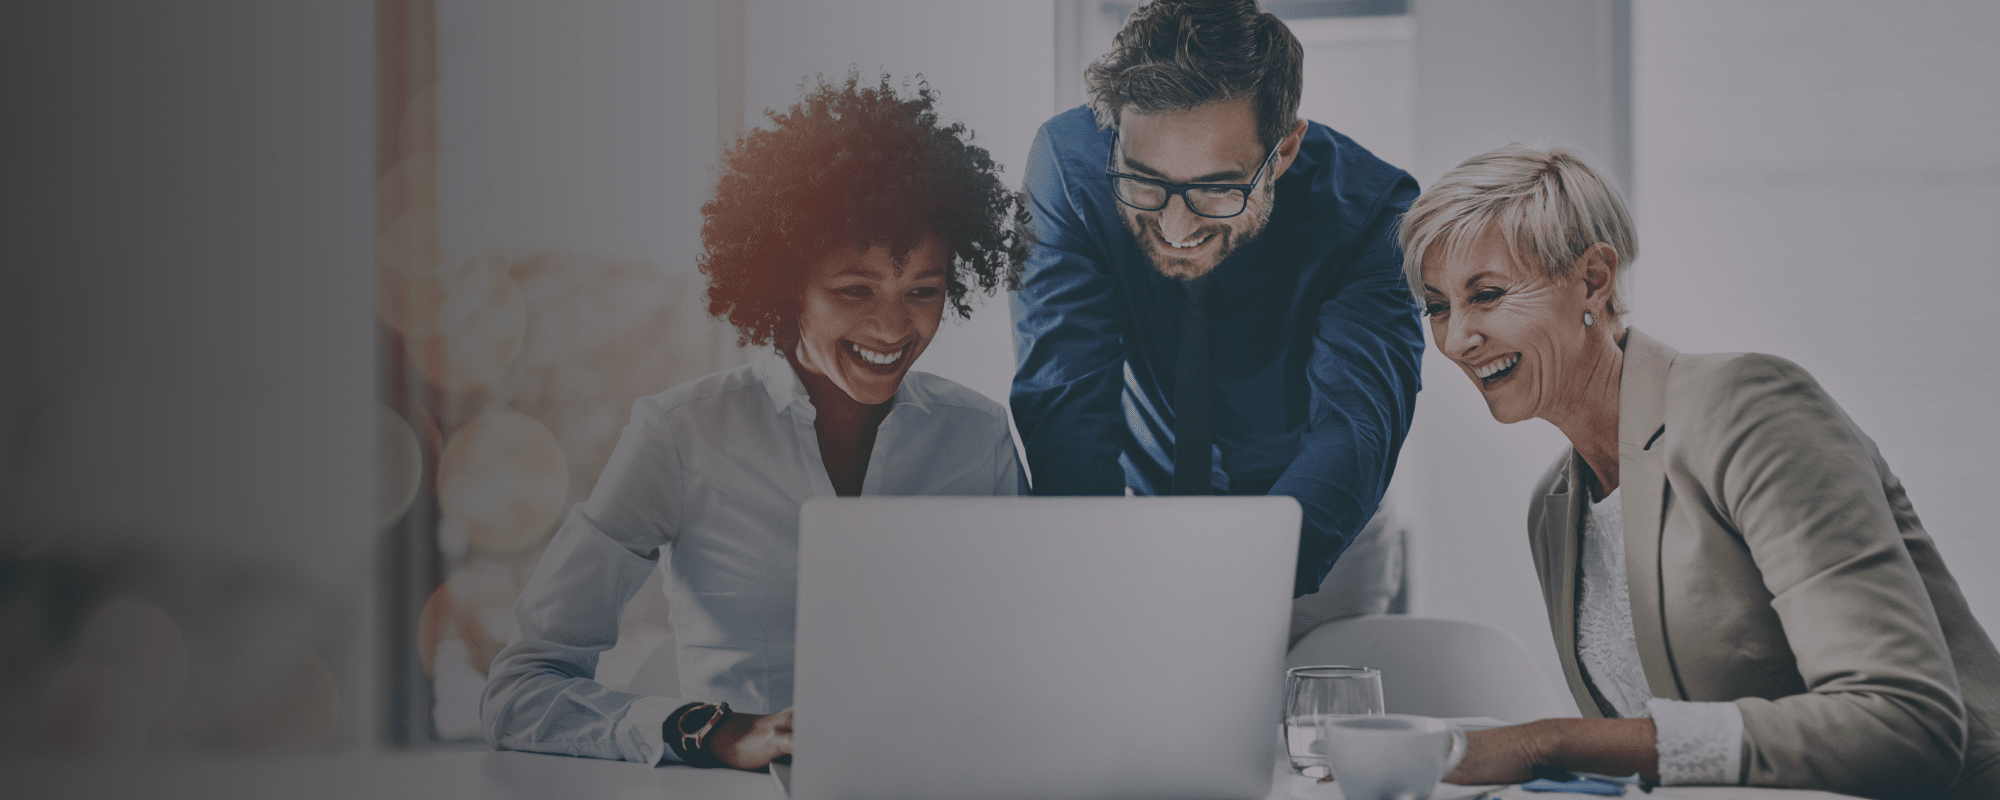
left=1397, top=144, right=1636, bottom=313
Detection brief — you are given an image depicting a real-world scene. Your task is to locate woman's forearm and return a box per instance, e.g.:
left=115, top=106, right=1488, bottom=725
left=1447, top=718, right=1658, bottom=785
left=1539, top=717, right=1659, bottom=782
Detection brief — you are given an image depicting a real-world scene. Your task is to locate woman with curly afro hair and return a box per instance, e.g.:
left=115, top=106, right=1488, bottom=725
left=483, top=73, right=1028, bottom=772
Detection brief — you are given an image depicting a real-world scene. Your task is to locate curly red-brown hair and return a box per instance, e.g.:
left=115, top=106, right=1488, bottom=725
left=700, top=71, right=1027, bottom=350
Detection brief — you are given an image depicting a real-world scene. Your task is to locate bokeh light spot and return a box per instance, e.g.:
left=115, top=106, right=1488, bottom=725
left=439, top=409, right=568, bottom=554
left=378, top=404, right=424, bottom=531
left=76, top=598, right=188, bottom=719
left=404, top=267, right=527, bottom=393
left=219, top=644, right=341, bottom=752
left=436, top=515, right=471, bottom=562
left=375, top=208, right=440, bottom=278
left=39, top=661, right=150, bottom=755
left=375, top=150, right=437, bottom=229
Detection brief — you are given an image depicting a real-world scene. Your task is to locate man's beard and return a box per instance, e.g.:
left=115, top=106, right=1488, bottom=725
left=1122, top=180, right=1276, bottom=281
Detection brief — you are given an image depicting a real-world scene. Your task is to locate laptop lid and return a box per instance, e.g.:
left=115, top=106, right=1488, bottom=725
left=791, top=496, right=1299, bottom=800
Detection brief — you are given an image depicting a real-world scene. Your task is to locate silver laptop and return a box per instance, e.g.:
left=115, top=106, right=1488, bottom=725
left=787, top=496, right=1300, bottom=800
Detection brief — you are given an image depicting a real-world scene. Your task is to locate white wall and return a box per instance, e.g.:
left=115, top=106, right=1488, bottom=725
left=1290, top=15, right=1418, bottom=175
left=1630, top=0, right=2000, bottom=627
left=436, top=1, right=719, bottom=288
left=1400, top=0, right=1630, bottom=700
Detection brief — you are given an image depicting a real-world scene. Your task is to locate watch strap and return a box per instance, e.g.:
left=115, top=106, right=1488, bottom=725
left=664, top=701, right=731, bottom=768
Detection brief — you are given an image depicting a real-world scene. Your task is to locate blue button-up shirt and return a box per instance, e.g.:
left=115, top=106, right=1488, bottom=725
left=1010, top=107, right=1423, bottom=597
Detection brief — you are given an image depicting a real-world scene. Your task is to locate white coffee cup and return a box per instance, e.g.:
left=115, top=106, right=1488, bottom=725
left=1319, top=714, right=1467, bottom=800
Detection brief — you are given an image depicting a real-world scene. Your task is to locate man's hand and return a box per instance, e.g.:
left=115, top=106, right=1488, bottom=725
left=709, top=707, right=793, bottom=771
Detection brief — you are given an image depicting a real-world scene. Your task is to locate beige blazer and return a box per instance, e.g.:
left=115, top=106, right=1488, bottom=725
left=1526, top=328, right=2000, bottom=800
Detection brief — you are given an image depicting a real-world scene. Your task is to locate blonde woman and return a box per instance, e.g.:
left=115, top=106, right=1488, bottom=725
left=1402, top=144, right=1999, bottom=799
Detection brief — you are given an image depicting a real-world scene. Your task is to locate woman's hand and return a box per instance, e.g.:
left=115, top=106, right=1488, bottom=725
left=709, top=707, right=793, bottom=771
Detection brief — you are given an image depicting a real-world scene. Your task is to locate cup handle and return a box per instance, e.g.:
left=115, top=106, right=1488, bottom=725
left=1440, top=724, right=1467, bottom=778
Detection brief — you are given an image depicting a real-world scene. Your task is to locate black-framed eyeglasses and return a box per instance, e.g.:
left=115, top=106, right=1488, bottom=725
left=1103, top=134, right=1282, bottom=219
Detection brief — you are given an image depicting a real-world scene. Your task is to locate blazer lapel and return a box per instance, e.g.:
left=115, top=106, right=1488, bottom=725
left=1530, top=451, right=1600, bottom=717
left=1618, top=328, right=1685, bottom=700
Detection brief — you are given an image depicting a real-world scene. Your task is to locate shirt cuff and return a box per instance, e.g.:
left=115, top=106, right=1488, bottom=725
left=1646, top=697, right=1743, bottom=785
left=622, top=695, right=683, bottom=765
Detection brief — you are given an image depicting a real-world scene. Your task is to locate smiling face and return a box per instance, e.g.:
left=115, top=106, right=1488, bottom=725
left=791, top=233, right=949, bottom=406
left=1420, top=226, right=1616, bottom=425
left=1113, top=98, right=1300, bottom=280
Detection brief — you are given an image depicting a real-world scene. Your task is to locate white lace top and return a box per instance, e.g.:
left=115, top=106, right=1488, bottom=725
left=1578, top=487, right=1744, bottom=785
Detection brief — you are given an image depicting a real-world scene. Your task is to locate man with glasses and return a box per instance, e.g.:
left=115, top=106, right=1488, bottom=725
left=1012, top=0, right=1423, bottom=602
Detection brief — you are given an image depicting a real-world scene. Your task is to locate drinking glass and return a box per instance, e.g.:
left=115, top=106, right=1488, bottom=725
left=1283, top=665, right=1384, bottom=778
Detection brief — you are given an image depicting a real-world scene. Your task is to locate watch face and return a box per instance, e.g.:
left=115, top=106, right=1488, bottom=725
left=667, top=702, right=731, bottom=767
left=679, top=704, right=718, bottom=733
left=679, top=701, right=729, bottom=741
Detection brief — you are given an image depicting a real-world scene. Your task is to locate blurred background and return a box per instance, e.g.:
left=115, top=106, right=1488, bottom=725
left=4, top=0, right=1996, bottom=756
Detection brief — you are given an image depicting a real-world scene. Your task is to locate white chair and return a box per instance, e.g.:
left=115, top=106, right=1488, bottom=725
left=1289, top=502, right=1408, bottom=646
left=1286, top=614, right=1573, bottom=724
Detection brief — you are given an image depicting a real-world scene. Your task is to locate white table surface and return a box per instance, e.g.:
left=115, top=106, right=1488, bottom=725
left=6, top=747, right=1868, bottom=800
left=1271, top=767, right=1865, bottom=800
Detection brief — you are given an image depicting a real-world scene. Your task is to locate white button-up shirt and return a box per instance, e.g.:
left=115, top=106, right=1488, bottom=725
left=483, top=354, right=1024, bottom=764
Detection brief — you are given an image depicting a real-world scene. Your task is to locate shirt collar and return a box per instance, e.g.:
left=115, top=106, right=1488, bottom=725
left=755, top=350, right=931, bottom=421
left=756, top=351, right=813, bottom=417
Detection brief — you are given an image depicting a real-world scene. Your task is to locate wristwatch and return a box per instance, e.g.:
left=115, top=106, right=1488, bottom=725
left=667, top=701, right=731, bottom=768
